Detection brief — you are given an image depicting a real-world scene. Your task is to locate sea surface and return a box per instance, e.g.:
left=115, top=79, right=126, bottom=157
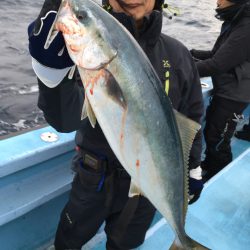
left=0, top=0, right=221, bottom=137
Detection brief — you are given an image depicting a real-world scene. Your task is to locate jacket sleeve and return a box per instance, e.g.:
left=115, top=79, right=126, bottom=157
left=190, top=49, right=213, bottom=60
left=37, top=74, right=85, bottom=133
left=196, top=22, right=250, bottom=77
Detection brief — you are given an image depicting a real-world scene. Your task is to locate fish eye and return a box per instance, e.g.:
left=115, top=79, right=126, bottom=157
left=77, top=10, right=88, bottom=20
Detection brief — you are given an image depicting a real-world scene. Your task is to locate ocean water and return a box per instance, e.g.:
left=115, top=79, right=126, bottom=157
left=0, top=0, right=221, bottom=137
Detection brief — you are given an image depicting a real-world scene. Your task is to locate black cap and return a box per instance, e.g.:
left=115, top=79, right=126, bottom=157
left=154, top=0, right=165, bottom=10
left=229, top=0, right=249, bottom=4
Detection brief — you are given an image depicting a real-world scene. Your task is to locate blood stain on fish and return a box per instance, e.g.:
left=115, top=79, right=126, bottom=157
left=136, top=160, right=140, bottom=168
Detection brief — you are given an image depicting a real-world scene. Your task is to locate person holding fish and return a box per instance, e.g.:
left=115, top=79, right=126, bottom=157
left=191, top=0, right=250, bottom=181
left=28, top=0, right=206, bottom=249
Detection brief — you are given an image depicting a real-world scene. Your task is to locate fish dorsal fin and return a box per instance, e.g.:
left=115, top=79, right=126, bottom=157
left=174, top=110, right=201, bottom=215
left=81, top=95, right=97, bottom=128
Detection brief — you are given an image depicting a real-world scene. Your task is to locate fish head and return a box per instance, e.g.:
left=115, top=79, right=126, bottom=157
left=56, top=0, right=117, bottom=70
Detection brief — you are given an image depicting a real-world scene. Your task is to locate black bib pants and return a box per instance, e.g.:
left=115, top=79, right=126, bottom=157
left=54, top=156, right=155, bottom=250
left=202, top=95, right=248, bottom=180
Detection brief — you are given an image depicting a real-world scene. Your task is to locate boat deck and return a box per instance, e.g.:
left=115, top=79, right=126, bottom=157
left=83, top=137, right=250, bottom=250
left=0, top=78, right=249, bottom=250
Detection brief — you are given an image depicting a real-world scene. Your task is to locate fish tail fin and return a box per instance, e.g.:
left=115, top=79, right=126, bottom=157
left=169, top=235, right=211, bottom=250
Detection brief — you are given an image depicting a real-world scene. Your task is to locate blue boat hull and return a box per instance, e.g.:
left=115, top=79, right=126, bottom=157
left=0, top=78, right=249, bottom=250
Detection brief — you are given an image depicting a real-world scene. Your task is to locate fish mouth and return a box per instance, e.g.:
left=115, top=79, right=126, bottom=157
left=80, top=50, right=118, bottom=71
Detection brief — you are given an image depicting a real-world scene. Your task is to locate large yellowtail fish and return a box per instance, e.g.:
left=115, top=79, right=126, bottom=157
left=53, top=0, right=210, bottom=249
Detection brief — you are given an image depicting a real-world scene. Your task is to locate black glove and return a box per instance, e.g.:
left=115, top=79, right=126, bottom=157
left=235, top=127, right=250, bottom=141
left=190, top=49, right=201, bottom=62
left=189, top=166, right=204, bottom=204
left=27, top=0, right=73, bottom=69
left=235, top=117, right=250, bottom=141
left=190, top=49, right=213, bottom=61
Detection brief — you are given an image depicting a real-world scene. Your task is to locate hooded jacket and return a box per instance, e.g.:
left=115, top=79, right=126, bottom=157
left=193, top=3, right=250, bottom=103
left=37, top=10, right=203, bottom=169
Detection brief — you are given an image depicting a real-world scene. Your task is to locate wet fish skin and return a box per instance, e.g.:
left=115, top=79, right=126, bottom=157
left=55, top=0, right=210, bottom=249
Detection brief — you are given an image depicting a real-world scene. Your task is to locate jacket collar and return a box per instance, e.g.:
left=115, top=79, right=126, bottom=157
left=138, top=11, right=163, bottom=47
left=110, top=10, right=163, bottom=47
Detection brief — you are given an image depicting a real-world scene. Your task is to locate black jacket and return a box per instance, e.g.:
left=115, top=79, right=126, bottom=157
left=193, top=5, right=250, bottom=103
left=37, top=11, right=203, bottom=169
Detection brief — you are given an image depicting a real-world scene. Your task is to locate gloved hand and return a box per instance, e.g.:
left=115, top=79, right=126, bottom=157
left=28, top=0, right=73, bottom=69
left=235, top=122, right=250, bottom=141
left=189, top=49, right=201, bottom=62
left=189, top=166, right=204, bottom=204
left=190, top=49, right=196, bottom=57
left=190, top=49, right=214, bottom=62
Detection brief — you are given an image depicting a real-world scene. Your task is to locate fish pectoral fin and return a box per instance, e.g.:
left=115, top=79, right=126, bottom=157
left=128, top=181, right=142, bottom=197
left=174, top=110, right=201, bottom=213
left=105, top=69, right=127, bottom=110
left=81, top=95, right=96, bottom=128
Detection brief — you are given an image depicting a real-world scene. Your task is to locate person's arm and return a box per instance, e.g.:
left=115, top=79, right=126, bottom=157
left=196, top=22, right=250, bottom=77
left=28, top=0, right=85, bottom=132
left=28, top=0, right=74, bottom=86
left=190, top=49, right=213, bottom=61
left=37, top=75, right=84, bottom=132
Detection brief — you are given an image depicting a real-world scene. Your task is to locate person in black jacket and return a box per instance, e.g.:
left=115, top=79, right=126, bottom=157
left=191, top=0, right=250, bottom=181
left=28, top=0, right=204, bottom=249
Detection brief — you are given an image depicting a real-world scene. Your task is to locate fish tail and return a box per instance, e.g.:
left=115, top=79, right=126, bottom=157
left=169, top=235, right=211, bottom=250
